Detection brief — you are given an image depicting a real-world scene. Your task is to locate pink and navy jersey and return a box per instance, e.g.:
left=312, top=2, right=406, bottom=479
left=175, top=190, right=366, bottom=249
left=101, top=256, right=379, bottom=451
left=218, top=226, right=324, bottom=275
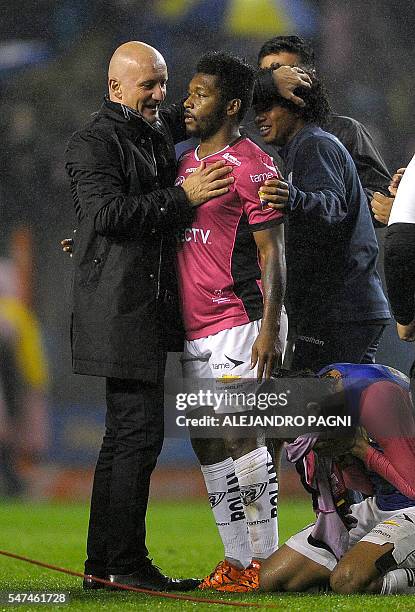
left=319, top=363, right=415, bottom=511
left=175, top=137, right=283, bottom=340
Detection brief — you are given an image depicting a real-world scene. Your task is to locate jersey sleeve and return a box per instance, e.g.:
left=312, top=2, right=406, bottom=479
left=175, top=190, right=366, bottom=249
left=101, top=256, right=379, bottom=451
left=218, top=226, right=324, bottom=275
left=360, top=381, right=415, bottom=499
left=237, top=153, right=284, bottom=231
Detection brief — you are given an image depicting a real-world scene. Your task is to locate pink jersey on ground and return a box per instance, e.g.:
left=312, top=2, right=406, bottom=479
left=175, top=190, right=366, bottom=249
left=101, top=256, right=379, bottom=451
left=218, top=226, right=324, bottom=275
left=175, top=137, right=283, bottom=340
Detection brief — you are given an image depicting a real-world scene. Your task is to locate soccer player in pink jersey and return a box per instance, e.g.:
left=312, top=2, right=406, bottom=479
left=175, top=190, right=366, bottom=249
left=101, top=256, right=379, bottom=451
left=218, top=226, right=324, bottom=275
left=175, top=52, right=289, bottom=591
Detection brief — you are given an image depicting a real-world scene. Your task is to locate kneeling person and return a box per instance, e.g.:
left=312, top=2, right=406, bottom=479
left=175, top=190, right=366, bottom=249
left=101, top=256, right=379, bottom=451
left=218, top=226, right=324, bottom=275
left=260, top=363, right=415, bottom=595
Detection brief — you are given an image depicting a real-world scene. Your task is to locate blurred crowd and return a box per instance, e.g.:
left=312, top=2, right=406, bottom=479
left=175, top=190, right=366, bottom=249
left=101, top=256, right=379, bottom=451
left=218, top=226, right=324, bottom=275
left=0, top=0, right=413, bottom=494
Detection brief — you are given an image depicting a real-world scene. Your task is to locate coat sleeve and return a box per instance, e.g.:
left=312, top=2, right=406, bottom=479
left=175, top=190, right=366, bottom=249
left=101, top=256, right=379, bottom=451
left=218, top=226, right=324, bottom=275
left=384, top=223, right=415, bottom=324
left=326, top=116, right=391, bottom=227
left=286, top=137, right=349, bottom=224
left=65, top=130, right=190, bottom=240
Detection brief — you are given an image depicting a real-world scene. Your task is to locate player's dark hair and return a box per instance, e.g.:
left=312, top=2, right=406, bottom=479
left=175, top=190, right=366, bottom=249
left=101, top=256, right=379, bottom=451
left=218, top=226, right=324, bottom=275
left=196, top=52, right=256, bottom=122
left=257, top=35, right=316, bottom=70
left=253, top=68, right=331, bottom=126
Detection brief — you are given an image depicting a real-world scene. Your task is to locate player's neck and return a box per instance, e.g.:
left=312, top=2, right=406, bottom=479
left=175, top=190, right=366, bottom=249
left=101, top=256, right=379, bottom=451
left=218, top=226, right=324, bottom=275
left=198, top=125, right=241, bottom=159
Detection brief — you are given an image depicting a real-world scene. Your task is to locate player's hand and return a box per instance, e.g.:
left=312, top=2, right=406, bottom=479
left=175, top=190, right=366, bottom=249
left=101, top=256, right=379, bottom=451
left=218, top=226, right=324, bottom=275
left=61, top=238, right=74, bottom=256
left=349, top=428, right=371, bottom=461
left=273, top=66, right=312, bottom=108
left=250, top=329, right=281, bottom=382
left=258, top=178, right=290, bottom=209
left=371, top=192, right=394, bottom=225
left=182, top=161, right=234, bottom=207
left=389, top=167, right=406, bottom=197
left=397, top=320, right=415, bottom=342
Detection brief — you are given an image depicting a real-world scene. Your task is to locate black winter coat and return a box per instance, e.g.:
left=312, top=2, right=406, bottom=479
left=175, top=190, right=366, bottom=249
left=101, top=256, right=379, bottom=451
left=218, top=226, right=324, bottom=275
left=65, top=98, right=191, bottom=381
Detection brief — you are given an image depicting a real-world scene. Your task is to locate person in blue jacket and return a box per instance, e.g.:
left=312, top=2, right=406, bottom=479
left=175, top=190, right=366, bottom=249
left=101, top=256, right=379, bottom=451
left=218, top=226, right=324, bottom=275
left=253, top=70, right=390, bottom=372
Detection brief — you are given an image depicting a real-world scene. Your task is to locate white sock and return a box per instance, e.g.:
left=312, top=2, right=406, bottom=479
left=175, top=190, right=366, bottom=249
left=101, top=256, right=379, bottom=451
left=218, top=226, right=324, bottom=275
left=381, top=568, right=415, bottom=593
left=234, top=446, right=278, bottom=560
left=201, top=457, right=252, bottom=568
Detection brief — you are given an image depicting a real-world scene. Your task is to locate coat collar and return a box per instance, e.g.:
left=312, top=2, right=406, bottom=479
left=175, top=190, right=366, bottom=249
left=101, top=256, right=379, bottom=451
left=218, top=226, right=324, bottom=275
left=100, top=96, right=162, bottom=137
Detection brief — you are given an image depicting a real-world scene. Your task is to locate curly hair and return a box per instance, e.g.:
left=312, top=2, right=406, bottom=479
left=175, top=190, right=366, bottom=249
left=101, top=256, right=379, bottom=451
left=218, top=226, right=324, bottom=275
left=253, top=68, right=331, bottom=126
left=196, top=52, right=256, bottom=121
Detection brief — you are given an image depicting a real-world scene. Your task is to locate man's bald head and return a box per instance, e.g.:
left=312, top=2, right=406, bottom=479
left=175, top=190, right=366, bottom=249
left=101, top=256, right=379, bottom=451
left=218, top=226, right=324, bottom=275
left=108, top=41, right=168, bottom=124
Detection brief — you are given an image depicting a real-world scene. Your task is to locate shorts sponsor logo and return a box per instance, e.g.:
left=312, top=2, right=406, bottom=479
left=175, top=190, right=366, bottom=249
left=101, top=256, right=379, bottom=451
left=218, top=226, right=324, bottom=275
left=211, top=355, right=244, bottom=371
left=209, top=491, right=226, bottom=508
left=250, top=171, right=275, bottom=183
left=185, top=167, right=198, bottom=173
left=216, top=374, right=242, bottom=384
left=222, top=152, right=241, bottom=166
left=240, top=482, right=267, bottom=506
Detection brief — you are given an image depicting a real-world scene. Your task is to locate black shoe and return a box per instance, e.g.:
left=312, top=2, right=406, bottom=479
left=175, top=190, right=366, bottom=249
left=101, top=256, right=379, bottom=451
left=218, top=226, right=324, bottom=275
left=108, top=559, right=201, bottom=592
left=83, top=574, right=107, bottom=590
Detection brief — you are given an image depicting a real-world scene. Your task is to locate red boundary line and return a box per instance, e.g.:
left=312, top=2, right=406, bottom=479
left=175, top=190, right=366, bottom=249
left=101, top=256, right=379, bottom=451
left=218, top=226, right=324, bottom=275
left=0, top=549, right=279, bottom=609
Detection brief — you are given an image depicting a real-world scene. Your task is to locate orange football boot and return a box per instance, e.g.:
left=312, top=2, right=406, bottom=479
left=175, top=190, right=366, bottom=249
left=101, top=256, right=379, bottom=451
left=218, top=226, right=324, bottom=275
left=215, top=560, right=261, bottom=592
left=198, top=560, right=244, bottom=590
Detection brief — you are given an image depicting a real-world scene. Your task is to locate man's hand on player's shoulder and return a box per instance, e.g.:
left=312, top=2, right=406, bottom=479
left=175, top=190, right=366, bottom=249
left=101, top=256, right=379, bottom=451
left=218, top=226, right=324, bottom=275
left=258, top=178, right=290, bottom=209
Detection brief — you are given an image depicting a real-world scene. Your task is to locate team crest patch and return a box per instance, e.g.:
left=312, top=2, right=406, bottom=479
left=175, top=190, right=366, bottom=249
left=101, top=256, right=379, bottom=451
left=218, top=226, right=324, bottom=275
left=240, top=483, right=267, bottom=506
left=323, top=368, right=342, bottom=380
left=209, top=492, right=226, bottom=508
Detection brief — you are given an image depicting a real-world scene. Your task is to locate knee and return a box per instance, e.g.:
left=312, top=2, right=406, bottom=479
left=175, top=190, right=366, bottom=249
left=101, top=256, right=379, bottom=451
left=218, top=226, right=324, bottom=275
left=191, top=438, right=227, bottom=465
left=259, top=565, right=286, bottom=592
left=224, top=438, right=258, bottom=459
left=330, top=563, right=372, bottom=594
left=260, top=562, right=306, bottom=593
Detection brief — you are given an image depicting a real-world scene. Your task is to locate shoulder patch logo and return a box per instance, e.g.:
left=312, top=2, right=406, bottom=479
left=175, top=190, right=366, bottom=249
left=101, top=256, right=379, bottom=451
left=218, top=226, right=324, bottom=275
left=222, top=152, right=241, bottom=166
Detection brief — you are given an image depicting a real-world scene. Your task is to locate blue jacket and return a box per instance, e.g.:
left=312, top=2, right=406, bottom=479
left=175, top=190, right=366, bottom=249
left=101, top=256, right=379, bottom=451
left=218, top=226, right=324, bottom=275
left=280, top=125, right=390, bottom=325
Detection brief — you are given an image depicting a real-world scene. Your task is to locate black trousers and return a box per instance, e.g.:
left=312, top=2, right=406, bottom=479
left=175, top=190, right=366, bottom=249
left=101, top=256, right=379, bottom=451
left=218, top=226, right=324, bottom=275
left=85, top=377, right=164, bottom=576
left=290, top=321, right=387, bottom=372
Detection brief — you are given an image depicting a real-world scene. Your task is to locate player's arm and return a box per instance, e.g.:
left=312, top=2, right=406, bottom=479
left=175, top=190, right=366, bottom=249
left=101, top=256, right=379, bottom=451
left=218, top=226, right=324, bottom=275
left=251, top=224, right=286, bottom=380
left=350, top=381, right=415, bottom=499
left=258, top=138, right=349, bottom=224
left=334, top=118, right=391, bottom=226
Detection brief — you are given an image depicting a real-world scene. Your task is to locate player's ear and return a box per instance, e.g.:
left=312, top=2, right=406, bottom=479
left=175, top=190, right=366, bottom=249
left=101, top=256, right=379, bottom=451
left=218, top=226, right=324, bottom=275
left=227, top=98, right=241, bottom=117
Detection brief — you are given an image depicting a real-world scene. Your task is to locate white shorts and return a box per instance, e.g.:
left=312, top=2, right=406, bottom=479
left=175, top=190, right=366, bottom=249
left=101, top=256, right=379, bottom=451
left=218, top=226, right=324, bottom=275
left=182, top=320, right=261, bottom=413
left=285, top=497, right=415, bottom=571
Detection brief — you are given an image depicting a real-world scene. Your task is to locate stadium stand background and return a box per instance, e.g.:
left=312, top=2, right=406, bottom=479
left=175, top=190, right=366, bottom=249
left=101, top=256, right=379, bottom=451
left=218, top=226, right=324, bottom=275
left=0, top=0, right=413, bottom=499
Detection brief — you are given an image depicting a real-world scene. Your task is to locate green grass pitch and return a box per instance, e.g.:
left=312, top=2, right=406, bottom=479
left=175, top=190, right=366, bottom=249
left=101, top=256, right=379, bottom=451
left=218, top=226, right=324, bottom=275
left=0, top=499, right=413, bottom=610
